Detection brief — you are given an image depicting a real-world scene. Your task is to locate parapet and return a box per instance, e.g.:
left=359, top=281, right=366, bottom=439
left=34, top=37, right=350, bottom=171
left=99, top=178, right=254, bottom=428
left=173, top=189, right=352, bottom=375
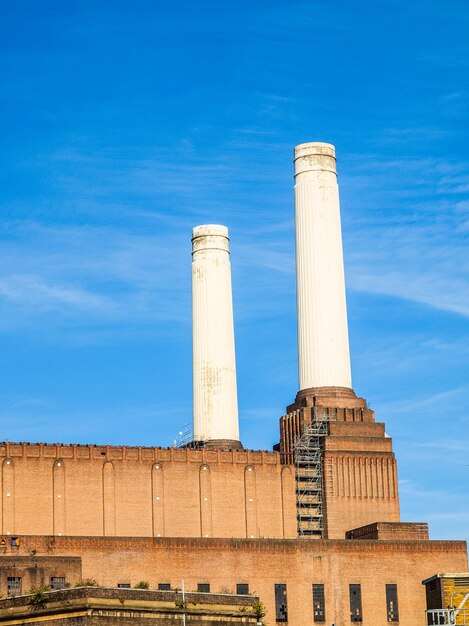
left=0, top=442, right=279, bottom=465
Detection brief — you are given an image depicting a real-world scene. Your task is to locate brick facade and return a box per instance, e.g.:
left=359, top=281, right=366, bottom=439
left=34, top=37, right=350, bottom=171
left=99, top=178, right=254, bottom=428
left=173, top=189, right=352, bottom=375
left=1, top=535, right=466, bottom=626
left=0, top=555, right=82, bottom=594
left=279, top=386, right=400, bottom=538
left=0, top=445, right=296, bottom=539
left=0, top=385, right=467, bottom=626
left=0, top=386, right=401, bottom=543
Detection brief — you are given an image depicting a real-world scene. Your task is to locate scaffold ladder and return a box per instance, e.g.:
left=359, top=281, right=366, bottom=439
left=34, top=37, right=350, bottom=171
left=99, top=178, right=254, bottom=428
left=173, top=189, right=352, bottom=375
left=293, top=413, right=330, bottom=538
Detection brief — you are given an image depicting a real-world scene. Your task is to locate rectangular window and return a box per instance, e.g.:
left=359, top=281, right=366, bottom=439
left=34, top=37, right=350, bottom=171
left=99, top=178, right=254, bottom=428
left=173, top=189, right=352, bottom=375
left=117, top=583, right=131, bottom=589
left=197, top=583, right=210, bottom=593
left=158, top=583, right=171, bottom=590
left=386, top=584, right=399, bottom=622
left=313, top=584, right=325, bottom=623
left=274, top=584, right=288, bottom=623
left=237, top=583, right=249, bottom=595
left=50, top=577, right=66, bottom=590
left=7, top=577, right=22, bottom=595
left=349, top=584, right=362, bottom=623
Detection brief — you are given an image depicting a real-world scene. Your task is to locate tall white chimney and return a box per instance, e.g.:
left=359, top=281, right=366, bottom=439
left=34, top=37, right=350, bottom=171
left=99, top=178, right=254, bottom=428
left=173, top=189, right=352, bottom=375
left=294, top=142, right=352, bottom=390
left=192, top=224, right=240, bottom=447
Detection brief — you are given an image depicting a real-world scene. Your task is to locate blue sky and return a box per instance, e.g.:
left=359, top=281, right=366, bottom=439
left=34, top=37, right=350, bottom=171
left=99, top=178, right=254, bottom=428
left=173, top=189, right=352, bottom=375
left=0, top=1, right=468, bottom=544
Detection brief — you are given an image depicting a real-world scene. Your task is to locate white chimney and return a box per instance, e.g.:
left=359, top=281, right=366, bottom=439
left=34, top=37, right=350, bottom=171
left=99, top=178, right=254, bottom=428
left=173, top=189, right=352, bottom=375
left=192, top=225, right=240, bottom=446
left=294, top=142, right=352, bottom=390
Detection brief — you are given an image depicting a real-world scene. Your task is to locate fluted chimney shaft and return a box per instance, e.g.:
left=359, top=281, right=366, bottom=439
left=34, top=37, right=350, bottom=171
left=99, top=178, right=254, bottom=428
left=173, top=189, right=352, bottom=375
left=192, top=225, right=240, bottom=446
left=294, top=142, right=352, bottom=390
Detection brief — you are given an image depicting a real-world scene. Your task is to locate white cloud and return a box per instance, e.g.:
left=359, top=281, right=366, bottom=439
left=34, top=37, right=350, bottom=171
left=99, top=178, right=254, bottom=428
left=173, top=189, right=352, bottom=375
left=0, top=275, right=114, bottom=312
left=0, top=221, right=191, bottom=333
left=341, top=154, right=469, bottom=317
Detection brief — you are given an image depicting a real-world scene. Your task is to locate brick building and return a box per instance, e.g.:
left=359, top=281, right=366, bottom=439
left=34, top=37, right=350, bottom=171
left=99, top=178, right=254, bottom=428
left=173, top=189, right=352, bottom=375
left=0, top=142, right=467, bottom=625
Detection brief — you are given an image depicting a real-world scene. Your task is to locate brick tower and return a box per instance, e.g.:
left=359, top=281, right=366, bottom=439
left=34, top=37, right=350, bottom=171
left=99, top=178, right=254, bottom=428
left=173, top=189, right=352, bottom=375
left=279, top=143, right=400, bottom=539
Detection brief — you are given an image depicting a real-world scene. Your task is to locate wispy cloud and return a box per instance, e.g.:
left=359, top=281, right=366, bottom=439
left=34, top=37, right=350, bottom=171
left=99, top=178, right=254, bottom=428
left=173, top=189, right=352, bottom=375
left=342, top=154, right=469, bottom=317
left=0, top=221, right=191, bottom=334
left=415, top=440, right=469, bottom=453
left=0, top=275, right=114, bottom=312
left=378, top=385, right=469, bottom=415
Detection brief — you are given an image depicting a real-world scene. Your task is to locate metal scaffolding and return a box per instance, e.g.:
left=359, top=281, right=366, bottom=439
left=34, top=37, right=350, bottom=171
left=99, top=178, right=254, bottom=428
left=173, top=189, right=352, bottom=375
left=175, top=424, right=194, bottom=448
left=293, top=412, right=331, bottom=538
left=175, top=424, right=207, bottom=449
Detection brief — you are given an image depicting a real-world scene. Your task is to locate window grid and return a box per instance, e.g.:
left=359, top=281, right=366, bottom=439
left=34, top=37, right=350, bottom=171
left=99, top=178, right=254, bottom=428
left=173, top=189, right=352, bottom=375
left=236, top=583, right=249, bottom=595
left=349, top=584, right=363, bottom=623
left=386, top=584, right=399, bottom=622
left=50, top=577, right=66, bottom=590
left=313, top=584, right=326, bottom=623
left=7, top=577, right=22, bottom=596
left=158, top=583, right=171, bottom=590
left=117, top=583, right=131, bottom=589
left=197, top=583, right=210, bottom=593
left=275, top=584, right=288, bottom=623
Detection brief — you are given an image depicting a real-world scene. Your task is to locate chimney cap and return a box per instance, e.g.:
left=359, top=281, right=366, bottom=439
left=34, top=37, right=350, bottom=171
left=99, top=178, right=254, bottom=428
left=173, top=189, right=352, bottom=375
left=294, top=142, right=336, bottom=159
left=192, top=224, right=229, bottom=240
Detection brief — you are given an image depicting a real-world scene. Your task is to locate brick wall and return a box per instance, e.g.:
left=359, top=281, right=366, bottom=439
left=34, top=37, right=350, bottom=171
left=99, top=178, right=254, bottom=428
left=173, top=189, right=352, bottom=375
left=5, top=535, right=468, bottom=626
left=0, top=555, right=82, bottom=593
left=279, top=387, right=401, bottom=538
left=0, top=444, right=296, bottom=539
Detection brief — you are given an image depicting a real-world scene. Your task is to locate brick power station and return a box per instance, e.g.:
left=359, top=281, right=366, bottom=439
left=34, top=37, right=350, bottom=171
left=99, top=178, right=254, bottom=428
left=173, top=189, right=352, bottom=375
left=0, top=143, right=467, bottom=626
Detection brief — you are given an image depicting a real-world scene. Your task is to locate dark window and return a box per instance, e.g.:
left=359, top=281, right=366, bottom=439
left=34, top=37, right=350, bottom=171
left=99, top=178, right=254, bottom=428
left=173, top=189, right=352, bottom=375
left=117, top=583, right=131, bottom=589
left=50, top=577, right=66, bottom=590
left=237, top=583, right=249, bottom=595
left=197, top=583, right=210, bottom=593
left=349, top=584, right=362, bottom=623
left=386, top=584, right=399, bottom=622
left=313, top=584, right=325, bottom=623
left=7, top=577, right=22, bottom=595
left=275, top=584, right=288, bottom=622
left=158, top=583, right=171, bottom=590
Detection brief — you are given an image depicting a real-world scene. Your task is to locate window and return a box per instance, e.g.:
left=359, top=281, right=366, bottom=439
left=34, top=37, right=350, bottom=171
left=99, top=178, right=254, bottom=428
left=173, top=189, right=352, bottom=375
left=237, top=583, right=249, bottom=595
left=158, top=583, right=171, bottom=590
left=349, top=584, right=362, bottom=623
left=197, top=583, right=210, bottom=593
left=386, top=584, right=399, bottom=622
left=7, top=577, right=22, bottom=595
left=313, top=584, right=325, bottom=623
left=274, top=584, right=288, bottom=623
left=117, top=583, right=131, bottom=589
left=50, top=577, right=66, bottom=590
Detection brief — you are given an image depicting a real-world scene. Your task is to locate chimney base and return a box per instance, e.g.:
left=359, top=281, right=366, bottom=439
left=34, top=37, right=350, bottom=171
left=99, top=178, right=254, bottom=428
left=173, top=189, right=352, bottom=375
left=287, top=386, right=363, bottom=413
left=189, top=439, right=244, bottom=452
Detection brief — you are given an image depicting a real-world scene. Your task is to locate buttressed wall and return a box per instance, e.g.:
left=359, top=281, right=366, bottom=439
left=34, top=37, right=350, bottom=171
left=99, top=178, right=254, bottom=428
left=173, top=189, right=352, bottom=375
left=280, top=387, right=400, bottom=539
left=0, top=444, right=296, bottom=539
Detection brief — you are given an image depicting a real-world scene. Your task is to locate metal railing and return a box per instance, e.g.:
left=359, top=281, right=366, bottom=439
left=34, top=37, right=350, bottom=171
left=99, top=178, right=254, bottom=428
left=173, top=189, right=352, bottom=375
left=426, top=608, right=469, bottom=625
